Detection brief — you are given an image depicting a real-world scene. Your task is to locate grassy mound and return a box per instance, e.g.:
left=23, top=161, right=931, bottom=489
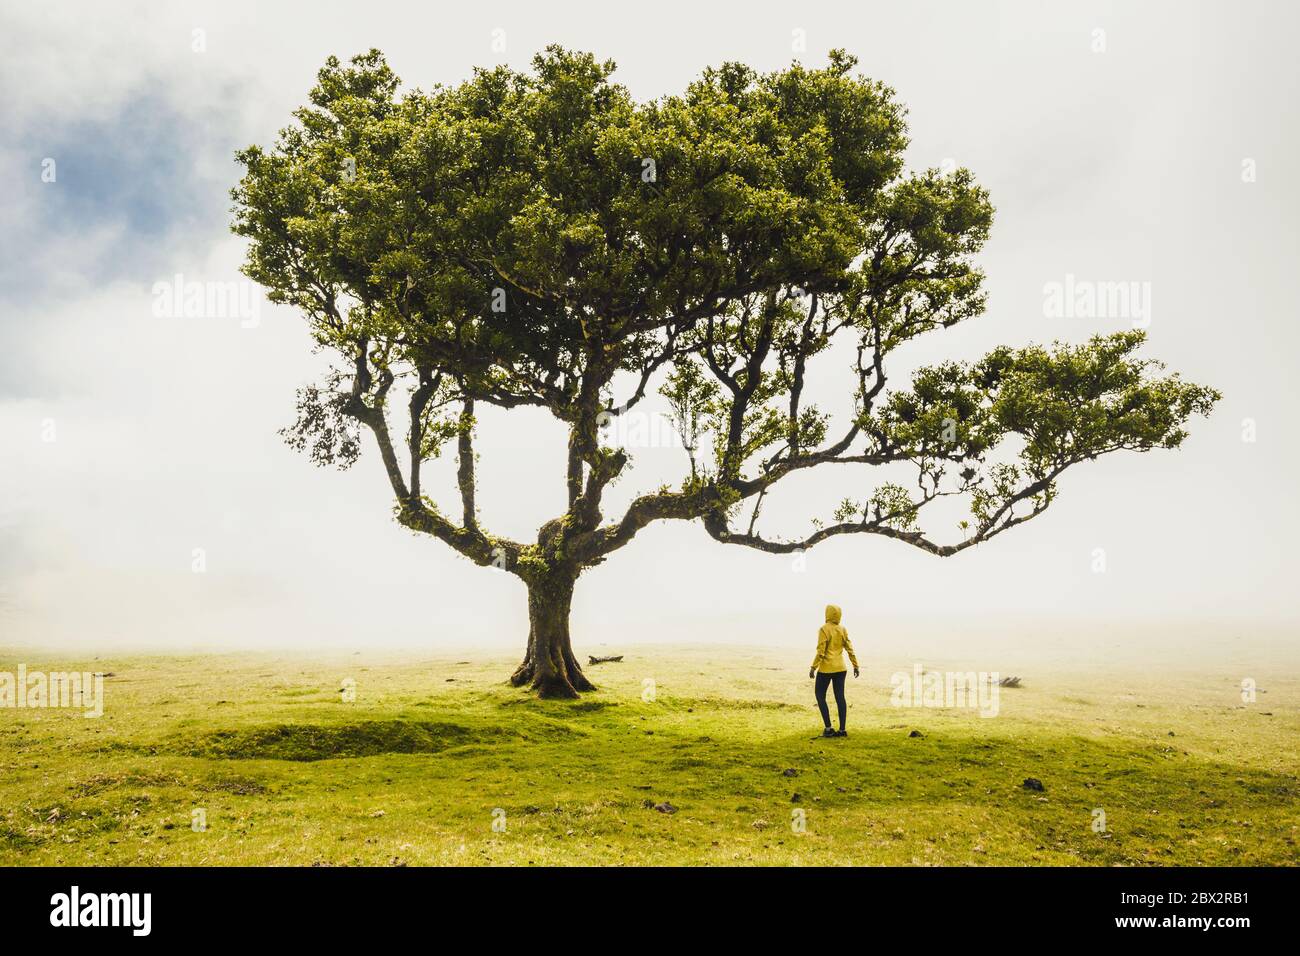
left=183, top=720, right=487, bottom=761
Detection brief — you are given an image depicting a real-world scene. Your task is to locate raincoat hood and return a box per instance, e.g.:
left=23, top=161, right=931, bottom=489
left=811, top=604, right=856, bottom=673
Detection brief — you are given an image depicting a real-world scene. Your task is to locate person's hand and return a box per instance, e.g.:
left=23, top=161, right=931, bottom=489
left=853, top=667, right=860, bottom=678
left=808, top=668, right=816, bottom=679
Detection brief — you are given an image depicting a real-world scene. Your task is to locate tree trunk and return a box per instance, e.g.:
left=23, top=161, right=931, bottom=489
left=509, top=572, right=595, bottom=699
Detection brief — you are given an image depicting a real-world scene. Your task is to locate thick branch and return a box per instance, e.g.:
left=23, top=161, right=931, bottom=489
left=341, top=347, right=521, bottom=572
left=456, top=397, right=478, bottom=530
left=703, top=473, right=1058, bottom=558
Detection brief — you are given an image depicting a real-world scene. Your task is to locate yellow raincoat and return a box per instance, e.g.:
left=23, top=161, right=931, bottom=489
left=810, top=604, right=858, bottom=674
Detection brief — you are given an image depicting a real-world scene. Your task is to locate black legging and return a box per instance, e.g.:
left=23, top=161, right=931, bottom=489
left=815, top=670, right=847, bottom=730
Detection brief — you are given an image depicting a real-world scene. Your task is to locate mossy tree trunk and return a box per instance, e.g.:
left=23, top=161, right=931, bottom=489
left=509, top=568, right=594, bottom=699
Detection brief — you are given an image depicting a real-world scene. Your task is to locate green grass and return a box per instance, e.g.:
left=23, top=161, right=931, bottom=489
left=1, top=645, right=1296, bottom=865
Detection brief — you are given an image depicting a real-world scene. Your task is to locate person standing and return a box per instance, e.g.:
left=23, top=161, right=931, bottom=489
left=809, top=604, right=859, bottom=737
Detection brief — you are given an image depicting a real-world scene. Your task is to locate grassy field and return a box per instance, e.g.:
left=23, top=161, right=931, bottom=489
left=1, top=644, right=1296, bottom=865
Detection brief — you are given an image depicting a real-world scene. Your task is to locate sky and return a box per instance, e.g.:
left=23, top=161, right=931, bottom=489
left=1, top=0, right=1297, bottom=666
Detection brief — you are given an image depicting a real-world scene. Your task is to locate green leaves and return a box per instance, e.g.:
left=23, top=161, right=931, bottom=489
left=875, top=331, right=1219, bottom=473
left=871, top=360, right=991, bottom=461
left=233, top=47, right=1218, bottom=569
left=871, top=331, right=1220, bottom=534
left=980, top=331, right=1221, bottom=472
left=231, top=47, right=918, bottom=417
left=846, top=167, right=994, bottom=353
left=281, top=381, right=362, bottom=469
left=867, top=483, right=920, bottom=531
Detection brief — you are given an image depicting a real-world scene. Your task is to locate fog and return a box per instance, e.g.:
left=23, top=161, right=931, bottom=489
left=1, top=1, right=1296, bottom=669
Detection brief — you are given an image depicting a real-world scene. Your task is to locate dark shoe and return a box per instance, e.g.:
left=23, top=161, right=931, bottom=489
left=835, top=730, right=848, bottom=737
left=821, top=728, right=836, bottom=738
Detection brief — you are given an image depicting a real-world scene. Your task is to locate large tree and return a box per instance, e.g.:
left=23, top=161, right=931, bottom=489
left=232, top=48, right=1218, bottom=698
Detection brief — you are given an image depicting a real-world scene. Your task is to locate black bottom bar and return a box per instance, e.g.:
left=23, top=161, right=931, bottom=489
left=1, top=865, right=1292, bottom=940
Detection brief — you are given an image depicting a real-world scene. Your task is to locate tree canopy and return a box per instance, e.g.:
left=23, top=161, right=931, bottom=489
left=232, top=48, right=1218, bottom=697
